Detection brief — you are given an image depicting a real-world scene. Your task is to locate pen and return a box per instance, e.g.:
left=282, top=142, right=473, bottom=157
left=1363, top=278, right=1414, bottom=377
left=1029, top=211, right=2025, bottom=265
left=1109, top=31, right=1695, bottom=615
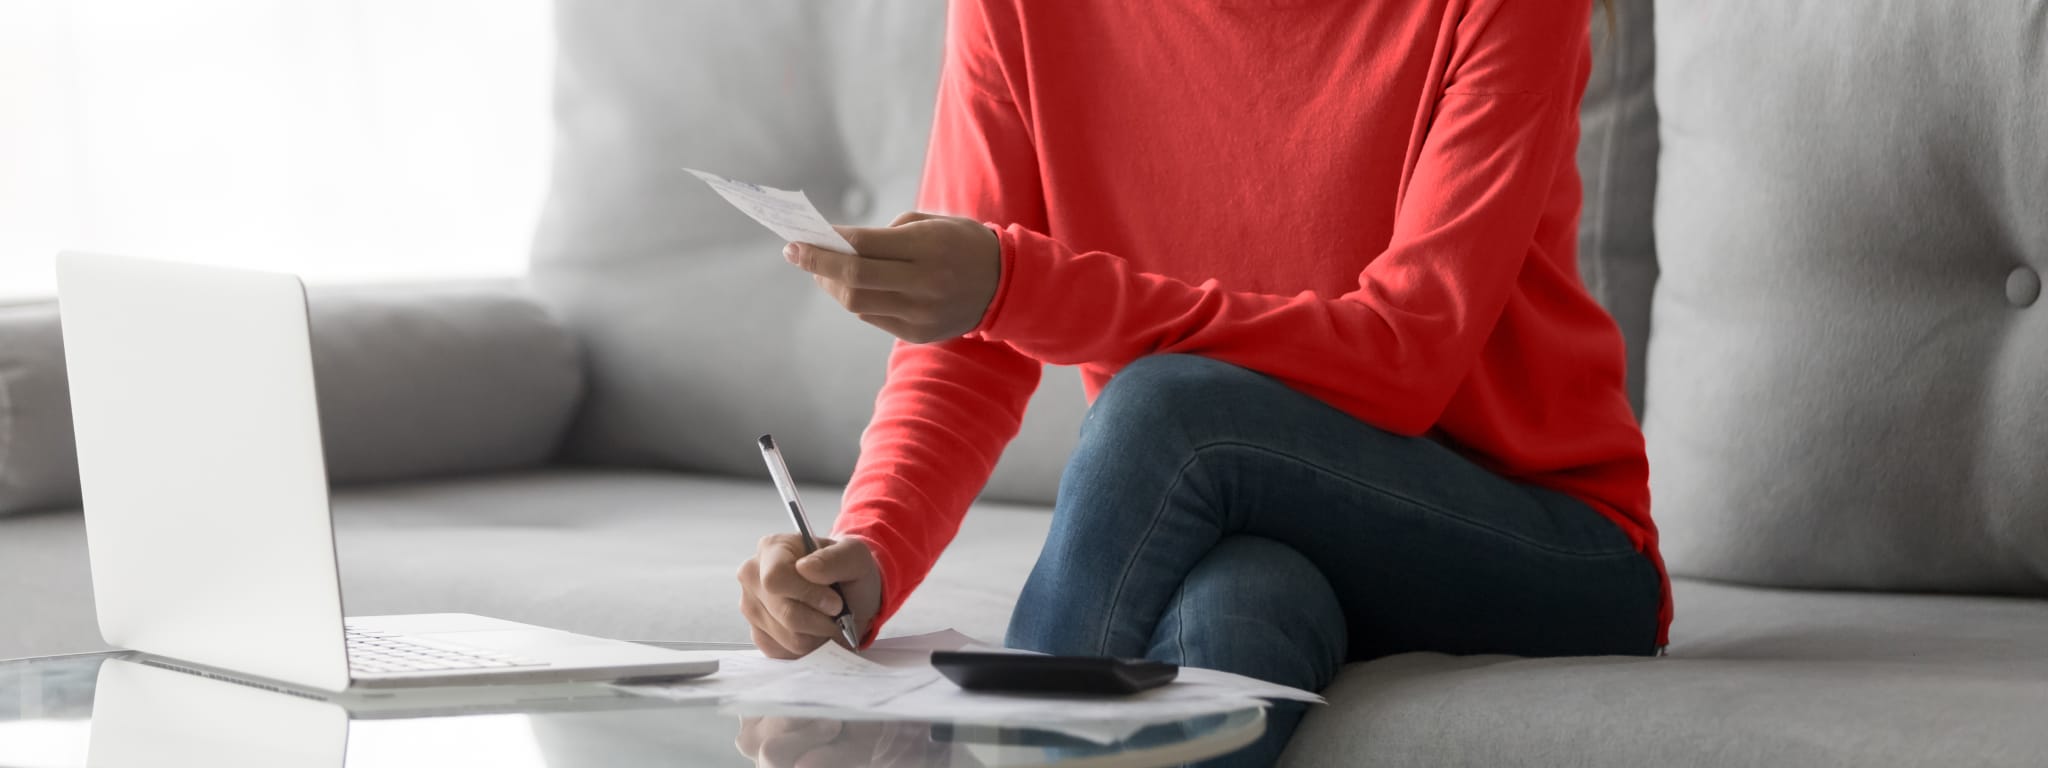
left=757, top=434, right=861, bottom=650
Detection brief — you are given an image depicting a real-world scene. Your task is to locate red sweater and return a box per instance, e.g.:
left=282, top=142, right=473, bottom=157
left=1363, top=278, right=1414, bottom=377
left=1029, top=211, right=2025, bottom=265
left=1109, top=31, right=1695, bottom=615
left=835, top=0, right=1670, bottom=646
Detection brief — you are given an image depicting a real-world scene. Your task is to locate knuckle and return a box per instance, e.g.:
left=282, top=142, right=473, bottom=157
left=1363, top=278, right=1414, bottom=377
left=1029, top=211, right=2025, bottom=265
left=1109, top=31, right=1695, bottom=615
left=763, top=568, right=801, bottom=596
left=771, top=600, right=805, bottom=627
left=855, top=289, right=889, bottom=315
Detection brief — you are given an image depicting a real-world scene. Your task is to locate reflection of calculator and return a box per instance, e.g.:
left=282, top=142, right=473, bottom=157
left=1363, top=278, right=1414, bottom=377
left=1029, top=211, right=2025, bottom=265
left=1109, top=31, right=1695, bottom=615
left=931, top=651, right=1179, bottom=696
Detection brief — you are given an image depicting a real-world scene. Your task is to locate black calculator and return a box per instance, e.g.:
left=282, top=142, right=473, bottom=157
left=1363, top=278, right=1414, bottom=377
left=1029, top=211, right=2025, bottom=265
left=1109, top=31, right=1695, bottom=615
left=930, top=651, right=1179, bottom=696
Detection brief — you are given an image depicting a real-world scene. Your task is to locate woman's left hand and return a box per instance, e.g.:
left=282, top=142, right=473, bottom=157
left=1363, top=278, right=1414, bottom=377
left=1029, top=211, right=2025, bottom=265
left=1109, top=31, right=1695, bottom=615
left=784, top=212, right=1001, bottom=344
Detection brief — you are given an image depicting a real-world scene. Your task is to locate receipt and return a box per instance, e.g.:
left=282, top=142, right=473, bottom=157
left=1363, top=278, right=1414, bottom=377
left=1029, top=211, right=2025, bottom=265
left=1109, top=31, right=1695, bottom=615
left=687, top=168, right=857, bottom=254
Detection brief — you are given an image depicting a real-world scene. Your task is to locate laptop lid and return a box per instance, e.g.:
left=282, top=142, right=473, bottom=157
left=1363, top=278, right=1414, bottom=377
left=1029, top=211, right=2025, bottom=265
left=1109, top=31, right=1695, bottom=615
left=57, top=252, right=352, bottom=692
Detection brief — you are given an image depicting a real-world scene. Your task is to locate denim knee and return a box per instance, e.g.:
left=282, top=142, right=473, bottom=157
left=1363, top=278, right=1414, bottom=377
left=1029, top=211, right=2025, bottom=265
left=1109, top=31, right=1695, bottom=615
left=1087, top=355, right=1260, bottom=440
left=1153, top=536, right=1346, bottom=691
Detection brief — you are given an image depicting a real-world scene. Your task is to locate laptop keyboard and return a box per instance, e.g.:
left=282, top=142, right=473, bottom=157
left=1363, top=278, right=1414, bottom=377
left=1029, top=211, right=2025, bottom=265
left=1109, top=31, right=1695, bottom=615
left=345, top=625, right=547, bottom=675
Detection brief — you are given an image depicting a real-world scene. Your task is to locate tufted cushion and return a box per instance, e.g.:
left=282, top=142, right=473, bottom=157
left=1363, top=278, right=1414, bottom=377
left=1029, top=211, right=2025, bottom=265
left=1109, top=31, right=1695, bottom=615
left=530, top=0, right=1085, bottom=502
left=0, top=284, right=585, bottom=516
left=1650, top=1, right=2048, bottom=592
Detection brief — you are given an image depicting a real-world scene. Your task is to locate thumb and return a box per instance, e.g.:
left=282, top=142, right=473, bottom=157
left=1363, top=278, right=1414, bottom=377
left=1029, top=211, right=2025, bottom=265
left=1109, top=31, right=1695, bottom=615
left=796, top=537, right=874, bottom=584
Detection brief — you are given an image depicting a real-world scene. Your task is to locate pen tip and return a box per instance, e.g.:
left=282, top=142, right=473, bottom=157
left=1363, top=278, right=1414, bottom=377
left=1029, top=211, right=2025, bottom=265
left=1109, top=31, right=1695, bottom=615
left=758, top=434, right=775, bottom=450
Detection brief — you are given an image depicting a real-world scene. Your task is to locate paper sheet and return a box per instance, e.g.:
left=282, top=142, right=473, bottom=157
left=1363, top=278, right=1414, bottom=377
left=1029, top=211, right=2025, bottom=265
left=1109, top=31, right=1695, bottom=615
left=610, top=651, right=782, bottom=702
left=686, top=168, right=857, bottom=254
left=729, top=643, right=940, bottom=708
left=727, top=674, right=1271, bottom=745
left=613, top=628, right=1314, bottom=745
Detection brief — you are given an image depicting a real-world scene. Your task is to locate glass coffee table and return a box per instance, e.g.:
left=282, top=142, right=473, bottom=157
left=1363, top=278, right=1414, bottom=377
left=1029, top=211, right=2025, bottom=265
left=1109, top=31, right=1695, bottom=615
left=0, top=644, right=1264, bottom=767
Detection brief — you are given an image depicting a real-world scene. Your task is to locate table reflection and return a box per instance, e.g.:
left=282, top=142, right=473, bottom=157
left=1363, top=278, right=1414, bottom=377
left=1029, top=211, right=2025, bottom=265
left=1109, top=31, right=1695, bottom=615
left=735, top=716, right=980, bottom=768
left=25, top=654, right=1260, bottom=767
left=88, top=659, right=348, bottom=767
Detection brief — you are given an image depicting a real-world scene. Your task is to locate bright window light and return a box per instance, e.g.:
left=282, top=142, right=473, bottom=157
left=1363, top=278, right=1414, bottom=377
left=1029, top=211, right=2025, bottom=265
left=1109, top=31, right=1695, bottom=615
left=0, top=0, right=553, bottom=300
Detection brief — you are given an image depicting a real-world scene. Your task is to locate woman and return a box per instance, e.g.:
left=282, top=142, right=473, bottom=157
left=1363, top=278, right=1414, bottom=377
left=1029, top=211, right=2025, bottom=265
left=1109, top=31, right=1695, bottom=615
left=737, top=0, right=1666, bottom=764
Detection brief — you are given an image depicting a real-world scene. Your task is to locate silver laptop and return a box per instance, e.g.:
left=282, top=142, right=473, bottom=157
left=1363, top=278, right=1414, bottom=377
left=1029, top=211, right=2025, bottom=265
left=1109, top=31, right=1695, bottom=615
left=56, top=251, right=719, bottom=692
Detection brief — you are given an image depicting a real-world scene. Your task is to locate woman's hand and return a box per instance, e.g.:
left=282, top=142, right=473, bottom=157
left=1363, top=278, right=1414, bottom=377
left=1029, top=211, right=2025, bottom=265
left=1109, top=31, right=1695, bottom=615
left=785, top=212, right=1001, bottom=344
left=737, top=535, right=883, bottom=658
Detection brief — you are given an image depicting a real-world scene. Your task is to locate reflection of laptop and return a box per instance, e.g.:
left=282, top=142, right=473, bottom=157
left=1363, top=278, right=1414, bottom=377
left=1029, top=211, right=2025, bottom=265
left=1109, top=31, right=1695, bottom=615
left=57, top=252, right=718, bottom=692
left=90, top=659, right=348, bottom=768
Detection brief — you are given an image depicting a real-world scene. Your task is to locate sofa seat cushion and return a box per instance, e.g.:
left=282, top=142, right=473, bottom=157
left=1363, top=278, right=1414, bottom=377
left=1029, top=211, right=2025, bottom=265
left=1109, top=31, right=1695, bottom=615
left=1282, top=580, right=2048, bottom=768
left=0, top=469, right=1048, bottom=660
left=325, top=469, right=1048, bottom=645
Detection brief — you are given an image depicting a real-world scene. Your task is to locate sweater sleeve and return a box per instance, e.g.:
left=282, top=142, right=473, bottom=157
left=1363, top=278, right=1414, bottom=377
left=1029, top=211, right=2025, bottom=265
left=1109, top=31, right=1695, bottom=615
left=978, top=2, right=1589, bottom=437
left=831, top=0, right=1045, bottom=641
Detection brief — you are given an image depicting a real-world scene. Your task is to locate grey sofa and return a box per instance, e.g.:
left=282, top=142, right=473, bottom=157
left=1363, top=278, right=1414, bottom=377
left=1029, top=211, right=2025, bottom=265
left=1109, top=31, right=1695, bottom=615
left=4, top=1, right=2045, bottom=765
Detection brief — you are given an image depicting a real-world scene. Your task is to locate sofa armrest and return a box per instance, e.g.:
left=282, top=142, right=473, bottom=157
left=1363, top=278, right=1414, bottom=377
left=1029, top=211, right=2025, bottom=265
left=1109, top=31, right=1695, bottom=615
left=0, top=279, right=585, bottom=516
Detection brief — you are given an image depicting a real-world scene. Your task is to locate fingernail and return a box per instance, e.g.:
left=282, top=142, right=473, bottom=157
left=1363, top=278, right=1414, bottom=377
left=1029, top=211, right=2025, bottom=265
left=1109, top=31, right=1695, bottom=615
left=783, top=243, right=798, bottom=263
left=817, top=594, right=842, bottom=615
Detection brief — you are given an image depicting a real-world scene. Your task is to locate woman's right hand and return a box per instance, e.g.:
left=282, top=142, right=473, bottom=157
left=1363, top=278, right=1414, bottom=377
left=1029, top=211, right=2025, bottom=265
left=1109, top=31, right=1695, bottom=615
left=737, top=534, right=883, bottom=658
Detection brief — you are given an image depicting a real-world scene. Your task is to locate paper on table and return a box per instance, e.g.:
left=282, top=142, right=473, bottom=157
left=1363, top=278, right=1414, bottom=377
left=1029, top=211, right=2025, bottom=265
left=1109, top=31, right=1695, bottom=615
left=614, top=628, right=1316, bottom=744
left=876, top=628, right=1321, bottom=703
left=726, top=680, right=1270, bottom=745
left=867, top=628, right=980, bottom=654
left=615, top=642, right=936, bottom=707
left=1174, top=666, right=1325, bottom=704
left=612, top=651, right=782, bottom=702
left=729, top=643, right=939, bottom=709
left=686, top=168, right=857, bottom=254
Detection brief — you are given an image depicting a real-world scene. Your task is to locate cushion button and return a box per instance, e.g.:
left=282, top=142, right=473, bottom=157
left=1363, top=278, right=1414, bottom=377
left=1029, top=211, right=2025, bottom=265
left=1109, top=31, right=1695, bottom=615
left=2008, top=266, right=2041, bottom=308
left=841, top=186, right=872, bottom=220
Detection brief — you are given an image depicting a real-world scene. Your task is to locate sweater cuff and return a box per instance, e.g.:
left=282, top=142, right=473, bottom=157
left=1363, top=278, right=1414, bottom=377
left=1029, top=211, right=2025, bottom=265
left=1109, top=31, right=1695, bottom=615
left=969, top=223, right=1029, bottom=339
left=832, top=522, right=917, bottom=647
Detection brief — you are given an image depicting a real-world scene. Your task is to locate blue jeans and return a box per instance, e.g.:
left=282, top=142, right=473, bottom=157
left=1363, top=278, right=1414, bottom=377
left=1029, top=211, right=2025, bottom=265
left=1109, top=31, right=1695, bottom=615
left=1006, top=355, right=1662, bottom=767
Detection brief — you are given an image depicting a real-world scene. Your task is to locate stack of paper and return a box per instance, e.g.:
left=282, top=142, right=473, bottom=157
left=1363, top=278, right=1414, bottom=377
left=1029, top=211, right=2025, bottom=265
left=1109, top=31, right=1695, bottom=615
left=613, top=629, right=1319, bottom=745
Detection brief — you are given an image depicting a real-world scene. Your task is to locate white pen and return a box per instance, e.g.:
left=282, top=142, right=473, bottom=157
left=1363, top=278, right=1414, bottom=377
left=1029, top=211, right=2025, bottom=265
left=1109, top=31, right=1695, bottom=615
left=757, top=434, right=861, bottom=649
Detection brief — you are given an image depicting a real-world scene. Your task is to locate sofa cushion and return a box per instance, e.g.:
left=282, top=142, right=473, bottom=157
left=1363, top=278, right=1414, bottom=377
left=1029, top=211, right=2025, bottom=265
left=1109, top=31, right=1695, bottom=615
left=303, top=282, right=584, bottom=484
left=0, top=469, right=1048, bottom=659
left=529, top=0, right=1086, bottom=503
left=328, top=470, right=1049, bottom=645
left=0, top=302, right=78, bottom=516
left=10, top=474, right=2044, bottom=766
left=1574, top=0, right=1658, bottom=416
left=1282, top=580, right=2048, bottom=768
left=1648, top=1, right=2048, bottom=591
left=0, top=283, right=584, bottom=516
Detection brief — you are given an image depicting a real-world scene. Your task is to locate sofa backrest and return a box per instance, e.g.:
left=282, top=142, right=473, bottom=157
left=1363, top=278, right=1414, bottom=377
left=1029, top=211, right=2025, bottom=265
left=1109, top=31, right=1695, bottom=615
left=532, top=0, right=1657, bottom=507
left=0, top=286, right=585, bottom=516
left=1646, top=0, right=2047, bottom=594
left=528, top=0, right=1087, bottom=503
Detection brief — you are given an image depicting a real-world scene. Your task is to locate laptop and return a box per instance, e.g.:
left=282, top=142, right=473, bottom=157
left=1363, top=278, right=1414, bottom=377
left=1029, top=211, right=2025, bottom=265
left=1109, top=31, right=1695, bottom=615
left=56, top=251, right=720, bottom=692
